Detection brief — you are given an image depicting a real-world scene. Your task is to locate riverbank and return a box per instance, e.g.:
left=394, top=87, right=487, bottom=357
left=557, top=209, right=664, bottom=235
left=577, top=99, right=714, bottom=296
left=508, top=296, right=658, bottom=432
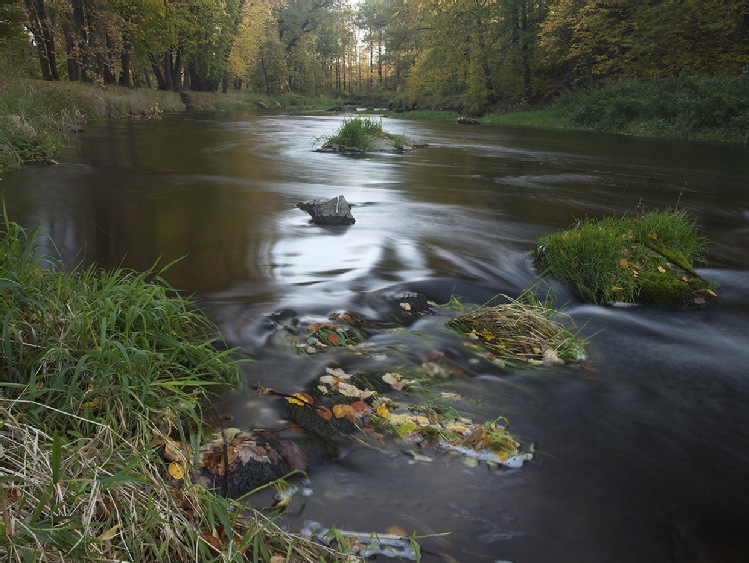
left=0, top=67, right=337, bottom=172
left=397, top=74, right=749, bottom=146
left=0, top=217, right=343, bottom=560
left=2, top=68, right=747, bottom=174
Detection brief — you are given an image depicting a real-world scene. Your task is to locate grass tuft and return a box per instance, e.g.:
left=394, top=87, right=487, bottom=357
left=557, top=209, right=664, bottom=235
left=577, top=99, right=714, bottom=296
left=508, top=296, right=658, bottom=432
left=533, top=209, right=717, bottom=307
left=447, top=292, right=587, bottom=367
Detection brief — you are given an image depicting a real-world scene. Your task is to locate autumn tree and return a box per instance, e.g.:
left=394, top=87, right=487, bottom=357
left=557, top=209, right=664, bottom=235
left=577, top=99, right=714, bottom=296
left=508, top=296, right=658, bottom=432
left=539, top=0, right=749, bottom=89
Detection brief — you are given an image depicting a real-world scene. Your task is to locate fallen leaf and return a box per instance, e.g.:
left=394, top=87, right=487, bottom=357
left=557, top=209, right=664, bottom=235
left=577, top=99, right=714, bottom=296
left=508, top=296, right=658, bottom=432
left=657, top=265, right=666, bottom=273
left=332, top=403, right=354, bottom=420
left=162, top=437, right=190, bottom=463
left=385, top=525, right=407, bottom=537
left=326, top=332, right=340, bottom=344
left=336, top=381, right=376, bottom=399
left=285, top=392, right=313, bottom=406
left=96, top=524, right=122, bottom=542
left=168, top=462, right=187, bottom=480
left=707, top=289, right=717, bottom=297
left=400, top=302, right=412, bottom=311
left=316, top=406, right=333, bottom=420
left=693, top=296, right=706, bottom=305
left=201, top=531, right=223, bottom=553
left=350, top=400, right=371, bottom=413
left=382, top=372, right=405, bottom=390
left=376, top=403, right=390, bottom=418
left=619, top=258, right=629, bottom=268
left=279, top=440, right=308, bottom=470
left=82, top=398, right=99, bottom=409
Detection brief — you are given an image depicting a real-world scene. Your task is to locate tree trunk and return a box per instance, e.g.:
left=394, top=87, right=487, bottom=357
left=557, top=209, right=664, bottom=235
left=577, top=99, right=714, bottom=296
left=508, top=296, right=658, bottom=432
left=163, top=52, right=174, bottom=91
left=70, top=0, right=88, bottom=81
left=520, top=0, right=532, bottom=102
left=23, top=0, right=59, bottom=80
left=143, top=66, right=153, bottom=90
left=119, top=39, right=133, bottom=88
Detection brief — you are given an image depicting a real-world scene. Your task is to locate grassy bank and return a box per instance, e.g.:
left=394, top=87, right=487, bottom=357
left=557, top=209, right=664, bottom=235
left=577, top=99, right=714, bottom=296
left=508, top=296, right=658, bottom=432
left=0, top=216, right=337, bottom=560
left=0, top=57, right=339, bottom=172
left=489, top=74, right=749, bottom=145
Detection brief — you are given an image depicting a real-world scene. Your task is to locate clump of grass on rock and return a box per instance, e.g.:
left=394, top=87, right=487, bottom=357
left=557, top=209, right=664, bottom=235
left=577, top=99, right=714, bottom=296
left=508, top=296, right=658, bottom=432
left=316, top=116, right=414, bottom=153
left=533, top=209, right=718, bottom=308
left=447, top=292, right=587, bottom=368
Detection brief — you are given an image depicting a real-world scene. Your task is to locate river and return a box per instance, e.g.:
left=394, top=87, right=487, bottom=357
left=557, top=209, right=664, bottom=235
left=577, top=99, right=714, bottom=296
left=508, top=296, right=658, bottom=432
left=2, top=112, right=748, bottom=562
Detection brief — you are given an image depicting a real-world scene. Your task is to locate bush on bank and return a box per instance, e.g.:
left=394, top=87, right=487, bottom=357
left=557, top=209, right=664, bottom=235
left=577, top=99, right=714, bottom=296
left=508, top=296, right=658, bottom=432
left=0, top=216, right=337, bottom=561
left=489, top=73, right=749, bottom=145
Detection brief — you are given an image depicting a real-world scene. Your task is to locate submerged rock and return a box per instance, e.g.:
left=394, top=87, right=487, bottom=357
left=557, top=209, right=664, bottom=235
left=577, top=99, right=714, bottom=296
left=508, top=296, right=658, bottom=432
left=297, top=195, right=356, bottom=225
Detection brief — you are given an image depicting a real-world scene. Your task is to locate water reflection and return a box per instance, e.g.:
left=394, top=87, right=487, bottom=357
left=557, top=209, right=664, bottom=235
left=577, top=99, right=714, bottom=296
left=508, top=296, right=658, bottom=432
left=2, top=112, right=749, bottom=561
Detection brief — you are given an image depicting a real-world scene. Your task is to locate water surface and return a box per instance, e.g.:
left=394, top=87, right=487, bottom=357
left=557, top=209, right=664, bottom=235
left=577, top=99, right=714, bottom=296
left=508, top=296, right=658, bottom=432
left=3, top=112, right=749, bottom=562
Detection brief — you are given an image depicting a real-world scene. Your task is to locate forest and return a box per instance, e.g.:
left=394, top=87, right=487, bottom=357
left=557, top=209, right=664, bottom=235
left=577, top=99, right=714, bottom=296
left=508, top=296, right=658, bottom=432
left=1, top=0, right=748, bottom=114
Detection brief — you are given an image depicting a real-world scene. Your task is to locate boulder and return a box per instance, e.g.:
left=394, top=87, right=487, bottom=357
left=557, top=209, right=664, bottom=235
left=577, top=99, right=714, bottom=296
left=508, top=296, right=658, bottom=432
left=457, top=116, right=481, bottom=125
left=297, top=195, right=356, bottom=225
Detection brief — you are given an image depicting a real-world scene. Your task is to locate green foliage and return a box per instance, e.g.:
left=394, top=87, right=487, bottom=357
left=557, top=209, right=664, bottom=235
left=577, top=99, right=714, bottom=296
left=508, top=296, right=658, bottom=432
left=554, top=74, right=749, bottom=144
left=534, top=209, right=717, bottom=307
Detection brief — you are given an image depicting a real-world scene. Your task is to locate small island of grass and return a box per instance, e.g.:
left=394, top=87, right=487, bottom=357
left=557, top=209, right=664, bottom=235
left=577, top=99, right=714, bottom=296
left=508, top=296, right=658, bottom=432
left=533, top=209, right=718, bottom=309
left=315, top=117, right=424, bottom=154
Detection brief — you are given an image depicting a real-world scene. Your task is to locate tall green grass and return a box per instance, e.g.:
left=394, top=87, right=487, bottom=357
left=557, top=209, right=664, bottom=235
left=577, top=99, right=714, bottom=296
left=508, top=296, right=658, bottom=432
left=0, top=215, right=338, bottom=560
left=534, top=209, right=712, bottom=306
left=317, top=116, right=386, bottom=151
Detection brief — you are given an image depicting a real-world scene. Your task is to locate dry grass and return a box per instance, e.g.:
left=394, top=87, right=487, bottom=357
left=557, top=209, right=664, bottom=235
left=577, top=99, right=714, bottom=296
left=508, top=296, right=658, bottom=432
left=448, top=293, right=587, bottom=367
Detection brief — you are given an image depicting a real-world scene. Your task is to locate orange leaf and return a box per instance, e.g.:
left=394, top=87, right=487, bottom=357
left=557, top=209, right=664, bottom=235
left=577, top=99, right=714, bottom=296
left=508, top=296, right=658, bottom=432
left=385, top=525, right=407, bottom=537
left=316, top=406, right=333, bottom=420
left=350, top=400, right=370, bottom=413
left=326, top=333, right=340, bottom=344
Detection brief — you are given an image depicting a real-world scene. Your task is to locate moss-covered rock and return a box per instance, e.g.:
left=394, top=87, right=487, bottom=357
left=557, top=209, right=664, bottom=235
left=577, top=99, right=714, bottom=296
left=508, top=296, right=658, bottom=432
left=533, top=210, right=718, bottom=308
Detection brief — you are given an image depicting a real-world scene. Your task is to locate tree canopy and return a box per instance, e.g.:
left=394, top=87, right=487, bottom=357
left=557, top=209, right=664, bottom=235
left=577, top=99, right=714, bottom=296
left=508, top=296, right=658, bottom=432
left=2, top=0, right=747, bottom=108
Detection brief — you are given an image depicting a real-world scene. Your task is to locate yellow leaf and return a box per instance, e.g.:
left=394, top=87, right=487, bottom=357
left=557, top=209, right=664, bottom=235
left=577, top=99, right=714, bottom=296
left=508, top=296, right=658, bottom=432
left=82, top=399, right=99, bottom=409
left=97, top=524, right=122, bottom=542
left=376, top=404, right=390, bottom=418
left=707, top=289, right=717, bottom=297
left=285, top=393, right=313, bottom=406
left=168, top=462, right=187, bottom=480
left=619, top=258, right=629, bottom=268
left=682, top=276, right=689, bottom=282
left=611, top=286, right=624, bottom=292
left=657, top=266, right=666, bottom=273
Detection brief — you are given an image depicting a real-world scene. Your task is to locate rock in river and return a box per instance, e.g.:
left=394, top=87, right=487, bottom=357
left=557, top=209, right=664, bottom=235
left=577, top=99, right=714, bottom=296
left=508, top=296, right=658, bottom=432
left=297, top=195, right=356, bottom=225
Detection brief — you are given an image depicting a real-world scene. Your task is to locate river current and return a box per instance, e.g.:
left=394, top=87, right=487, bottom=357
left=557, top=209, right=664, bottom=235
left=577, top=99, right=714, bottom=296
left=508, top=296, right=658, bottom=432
left=2, top=112, right=749, bottom=562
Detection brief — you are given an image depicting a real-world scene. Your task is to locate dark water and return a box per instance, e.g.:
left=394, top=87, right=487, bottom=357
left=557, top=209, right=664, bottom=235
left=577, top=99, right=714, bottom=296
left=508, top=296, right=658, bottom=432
left=2, top=112, right=749, bottom=562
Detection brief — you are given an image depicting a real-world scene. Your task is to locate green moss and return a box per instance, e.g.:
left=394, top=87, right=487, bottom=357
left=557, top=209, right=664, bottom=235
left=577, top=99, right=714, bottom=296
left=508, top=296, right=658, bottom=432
left=534, top=209, right=718, bottom=308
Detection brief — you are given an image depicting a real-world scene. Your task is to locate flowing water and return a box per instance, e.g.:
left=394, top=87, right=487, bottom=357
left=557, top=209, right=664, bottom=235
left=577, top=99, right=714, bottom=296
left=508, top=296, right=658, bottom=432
left=2, top=112, right=749, bottom=562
